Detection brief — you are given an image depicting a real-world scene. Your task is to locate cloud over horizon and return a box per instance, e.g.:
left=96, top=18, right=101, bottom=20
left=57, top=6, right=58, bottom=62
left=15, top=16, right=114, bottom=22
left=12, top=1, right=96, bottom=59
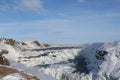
left=0, top=0, right=120, bottom=43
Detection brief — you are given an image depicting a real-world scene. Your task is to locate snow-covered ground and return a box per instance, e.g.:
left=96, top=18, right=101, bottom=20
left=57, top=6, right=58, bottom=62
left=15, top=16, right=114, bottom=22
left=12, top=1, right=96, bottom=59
left=0, top=38, right=120, bottom=80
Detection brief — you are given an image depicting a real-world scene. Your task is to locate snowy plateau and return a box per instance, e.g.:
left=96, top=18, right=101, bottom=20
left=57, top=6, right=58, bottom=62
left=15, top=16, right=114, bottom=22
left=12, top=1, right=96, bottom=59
left=0, top=38, right=120, bottom=80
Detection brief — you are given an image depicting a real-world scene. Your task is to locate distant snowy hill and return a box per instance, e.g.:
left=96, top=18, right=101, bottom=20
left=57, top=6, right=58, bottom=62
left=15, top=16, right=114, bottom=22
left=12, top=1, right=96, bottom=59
left=0, top=38, right=120, bottom=80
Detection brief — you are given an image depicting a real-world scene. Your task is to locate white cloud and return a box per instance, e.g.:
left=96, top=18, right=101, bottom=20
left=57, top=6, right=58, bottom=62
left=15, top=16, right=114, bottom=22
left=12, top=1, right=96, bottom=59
left=0, top=0, right=47, bottom=14
left=15, top=0, right=47, bottom=13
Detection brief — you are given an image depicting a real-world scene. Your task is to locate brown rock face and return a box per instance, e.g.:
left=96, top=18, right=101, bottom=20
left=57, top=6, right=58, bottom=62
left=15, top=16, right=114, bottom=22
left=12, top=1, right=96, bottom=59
left=0, top=50, right=10, bottom=65
left=33, top=41, right=41, bottom=46
left=0, top=66, right=40, bottom=80
left=0, top=56, right=10, bottom=65
left=5, top=39, right=16, bottom=46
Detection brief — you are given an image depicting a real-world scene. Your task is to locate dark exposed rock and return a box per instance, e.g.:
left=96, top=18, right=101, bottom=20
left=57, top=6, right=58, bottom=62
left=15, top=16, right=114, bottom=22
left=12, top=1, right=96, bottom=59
left=73, top=55, right=89, bottom=74
left=33, top=41, right=41, bottom=46
left=21, top=42, right=27, bottom=45
left=52, top=55, right=56, bottom=57
left=115, top=52, right=120, bottom=59
left=95, top=50, right=108, bottom=60
left=5, top=39, right=16, bottom=46
left=43, top=44, right=50, bottom=47
left=0, top=56, right=10, bottom=65
left=0, top=50, right=10, bottom=65
left=0, top=50, right=8, bottom=55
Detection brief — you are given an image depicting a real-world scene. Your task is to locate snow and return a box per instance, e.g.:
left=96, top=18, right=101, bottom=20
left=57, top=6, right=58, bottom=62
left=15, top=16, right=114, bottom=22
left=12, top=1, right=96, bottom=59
left=81, top=42, right=120, bottom=80
left=1, top=73, right=25, bottom=80
left=24, top=41, right=45, bottom=49
left=0, top=38, right=120, bottom=80
left=10, top=61, right=55, bottom=80
left=0, top=40, right=55, bottom=80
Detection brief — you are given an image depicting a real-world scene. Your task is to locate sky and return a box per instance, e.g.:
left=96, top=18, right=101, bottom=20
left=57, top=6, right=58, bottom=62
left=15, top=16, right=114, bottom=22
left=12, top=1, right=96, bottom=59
left=0, top=0, right=120, bottom=44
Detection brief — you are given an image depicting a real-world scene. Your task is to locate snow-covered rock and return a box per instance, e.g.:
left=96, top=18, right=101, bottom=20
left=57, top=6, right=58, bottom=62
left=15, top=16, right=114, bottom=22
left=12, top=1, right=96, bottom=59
left=0, top=38, right=120, bottom=80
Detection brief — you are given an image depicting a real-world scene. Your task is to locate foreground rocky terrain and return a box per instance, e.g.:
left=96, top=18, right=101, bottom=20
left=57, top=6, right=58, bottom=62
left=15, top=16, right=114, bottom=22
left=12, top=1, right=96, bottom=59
left=0, top=38, right=120, bottom=80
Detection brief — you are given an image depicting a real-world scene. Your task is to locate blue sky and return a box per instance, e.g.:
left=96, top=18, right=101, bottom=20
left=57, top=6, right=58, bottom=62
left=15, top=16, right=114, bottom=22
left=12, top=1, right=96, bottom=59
left=0, top=0, right=120, bottom=44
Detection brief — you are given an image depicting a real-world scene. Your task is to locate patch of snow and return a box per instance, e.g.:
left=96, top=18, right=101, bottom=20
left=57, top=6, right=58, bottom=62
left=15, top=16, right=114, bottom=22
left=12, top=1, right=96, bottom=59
left=1, top=73, right=25, bottom=80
